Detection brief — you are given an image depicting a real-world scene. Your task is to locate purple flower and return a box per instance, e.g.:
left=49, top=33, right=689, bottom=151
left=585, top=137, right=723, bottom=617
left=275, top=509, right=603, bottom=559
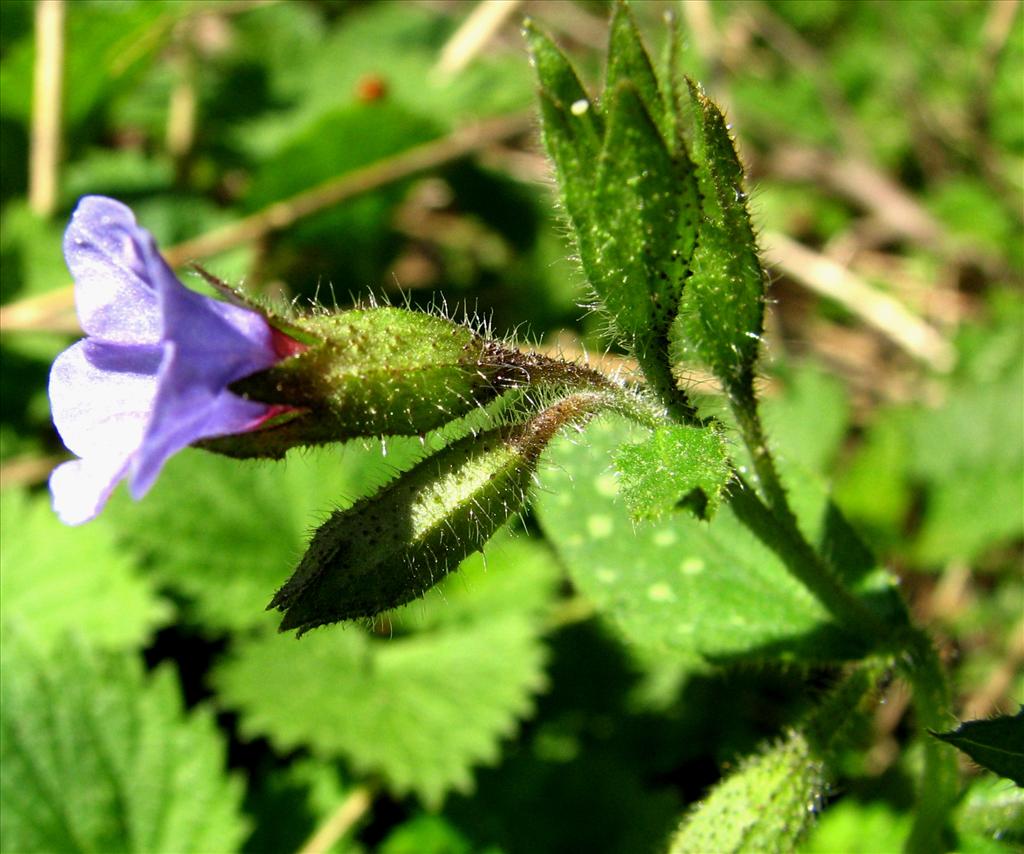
left=49, top=196, right=285, bottom=525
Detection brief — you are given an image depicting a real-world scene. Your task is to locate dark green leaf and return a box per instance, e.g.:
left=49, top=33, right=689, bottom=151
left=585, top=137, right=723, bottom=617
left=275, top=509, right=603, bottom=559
left=669, top=82, right=765, bottom=400
left=933, top=709, right=1024, bottom=786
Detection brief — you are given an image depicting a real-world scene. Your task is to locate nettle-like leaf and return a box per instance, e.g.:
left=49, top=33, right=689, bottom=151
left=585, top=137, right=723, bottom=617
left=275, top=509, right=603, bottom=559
left=0, top=630, right=248, bottom=853
left=0, top=489, right=170, bottom=652
left=213, top=533, right=558, bottom=808
left=536, top=416, right=903, bottom=664
left=933, top=708, right=1024, bottom=786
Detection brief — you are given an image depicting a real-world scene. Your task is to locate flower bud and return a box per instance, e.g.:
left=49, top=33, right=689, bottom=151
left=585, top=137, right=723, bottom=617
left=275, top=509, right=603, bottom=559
left=205, top=307, right=527, bottom=459
left=272, top=394, right=599, bottom=634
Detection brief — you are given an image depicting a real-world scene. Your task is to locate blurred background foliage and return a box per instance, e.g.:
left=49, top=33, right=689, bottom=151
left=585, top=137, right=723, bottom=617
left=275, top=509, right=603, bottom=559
left=0, top=1, right=1021, bottom=852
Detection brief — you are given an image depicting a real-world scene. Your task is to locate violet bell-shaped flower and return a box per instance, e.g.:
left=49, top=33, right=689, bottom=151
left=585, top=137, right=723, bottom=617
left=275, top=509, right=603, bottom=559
left=49, top=195, right=297, bottom=525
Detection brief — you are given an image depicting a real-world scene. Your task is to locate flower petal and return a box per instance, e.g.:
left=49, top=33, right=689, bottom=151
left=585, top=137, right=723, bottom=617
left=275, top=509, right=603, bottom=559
left=130, top=360, right=271, bottom=498
left=154, top=254, right=279, bottom=381
left=49, top=339, right=162, bottom=460
left=64, top=196, right=162, bottom=343
left=49, top=455, right=130, bottom=526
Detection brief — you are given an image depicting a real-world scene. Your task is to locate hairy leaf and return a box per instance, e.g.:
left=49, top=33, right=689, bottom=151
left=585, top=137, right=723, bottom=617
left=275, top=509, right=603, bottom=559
left=933, top=709, right=1024, bottom=786
left=605, top=2, right=669, bottom=143
left=614, top=423, right=730, bottom=520
left=669, top=82, right=765, bottom=401
left=536, top=416, right=902, bottom=664
left=0, top=630, right=247, bottom=853
left=669, top=666, right=877, bottom=853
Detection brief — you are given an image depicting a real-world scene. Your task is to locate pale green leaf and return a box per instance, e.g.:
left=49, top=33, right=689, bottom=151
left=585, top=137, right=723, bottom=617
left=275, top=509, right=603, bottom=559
left=800, top=800, right=911, bottom=853
left=0, top=489, right=170, bottom=653
left=953, top=776, right=1024, bottom=847
left=761, top=364, right=851, bottom=475
left=213, top=533, right=558, bottom=807
left=0, top=630, right=248, bottom=853
left=614, top=423, right=730, bottom=520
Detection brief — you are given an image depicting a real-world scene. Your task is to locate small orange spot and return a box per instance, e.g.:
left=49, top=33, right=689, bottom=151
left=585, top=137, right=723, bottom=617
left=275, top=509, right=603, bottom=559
left=355, top=75, right=388, bottom=103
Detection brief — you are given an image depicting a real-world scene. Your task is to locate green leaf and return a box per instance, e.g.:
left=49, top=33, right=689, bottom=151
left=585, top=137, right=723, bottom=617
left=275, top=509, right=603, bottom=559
left=527, top=17, right=700, bottom=385
left=761, top=364, right=851, bottom=475
left=670, top=666, right=878, bottom=853
left=109, top=442, right=422, bottom=634
left=0, top=489, right=170, bottom=652
left=524, top=22, right=603, bottom=298
left=592, top=81, right=699, bottom=346
left=613, top=423, right=730, bottom=520
left=213, top=533, right=558, bottom=808
left=837, top=300, right=1024, bottom=567
left=933, top=709, right=1024, bottom=786
left=535, top=415, right=902, bottom=664
left=605, top=1, right=669, bottom=143
left=273, top=396, right=595, bottom=632
left=801, top=800, right=911, bottom=854
left=953, top=776, right=1024, bottom=847
left=0, top=629, right=248, bottom=853
left=669, top=82, right=765, bottom=400
left=379, top=815, right=489, bottom=854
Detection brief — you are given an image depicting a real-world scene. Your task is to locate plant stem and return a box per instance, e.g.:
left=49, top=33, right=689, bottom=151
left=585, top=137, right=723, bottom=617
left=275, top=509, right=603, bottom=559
left=901, top=630, right=959, bottom=854
left=297, top=781, right=377, bottom=854
left=730, top=389, right=791, bottom=518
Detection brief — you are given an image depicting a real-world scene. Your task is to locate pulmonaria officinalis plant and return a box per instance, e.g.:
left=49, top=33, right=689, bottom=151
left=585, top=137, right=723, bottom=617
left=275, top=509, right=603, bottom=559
left=42, top=3, right=1020, bottom=848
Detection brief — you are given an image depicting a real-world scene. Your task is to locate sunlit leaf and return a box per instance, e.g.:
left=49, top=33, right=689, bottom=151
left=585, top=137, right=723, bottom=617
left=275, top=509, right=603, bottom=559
left=0, top=630, right=248, bottom=853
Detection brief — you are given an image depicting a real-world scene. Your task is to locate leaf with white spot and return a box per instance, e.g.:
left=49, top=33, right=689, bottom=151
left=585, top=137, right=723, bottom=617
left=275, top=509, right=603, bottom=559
left=614, top=423, right=730, bottom=521
left=535, top=415, right=904, bottom=664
